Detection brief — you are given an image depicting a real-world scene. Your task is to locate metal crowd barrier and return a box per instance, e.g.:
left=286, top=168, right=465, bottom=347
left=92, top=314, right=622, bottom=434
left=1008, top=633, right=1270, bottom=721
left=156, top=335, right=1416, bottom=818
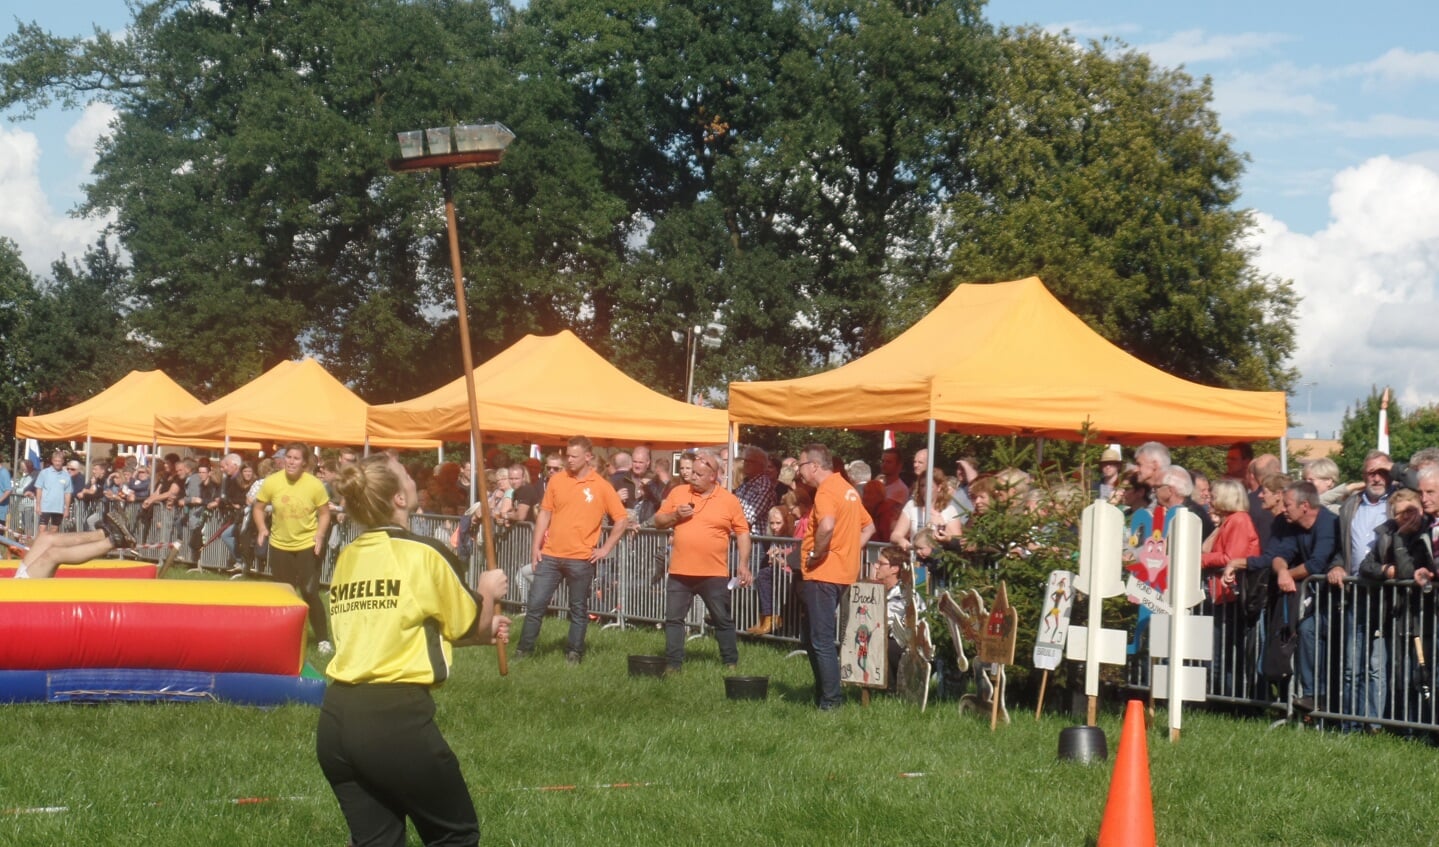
left=27, top=496, right=1439, bottom=734
left=1122, top=577, right=1439, bottom=733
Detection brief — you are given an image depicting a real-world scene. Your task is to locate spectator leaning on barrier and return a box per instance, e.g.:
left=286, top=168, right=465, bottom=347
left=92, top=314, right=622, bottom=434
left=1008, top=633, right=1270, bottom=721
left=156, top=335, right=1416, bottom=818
left=652, top=448, right=752, bottom=673
left=514, top=436, right=628, bottom=665
left=797, top=441, right=875, bottom=711
left=1273, top=482, right=1340, bottom=712
left=1329, top=450, right=1396, bottom=725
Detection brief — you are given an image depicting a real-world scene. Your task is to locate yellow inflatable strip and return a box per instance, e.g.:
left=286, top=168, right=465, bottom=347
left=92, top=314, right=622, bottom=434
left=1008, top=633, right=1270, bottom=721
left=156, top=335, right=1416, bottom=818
left=0, top=579, right=305, bottom=608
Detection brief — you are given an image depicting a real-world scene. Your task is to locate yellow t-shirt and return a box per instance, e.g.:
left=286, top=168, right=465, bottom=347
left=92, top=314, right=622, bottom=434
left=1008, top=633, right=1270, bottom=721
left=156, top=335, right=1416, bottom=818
left=801, top=473, right=873, bottom=585
left=658, top=484, right=749, bottom=577
left=539, top=469, right=627, bottom=559
left=256, top=471, right=329, bottom=551
left=325, top=527, right=479, bottom=685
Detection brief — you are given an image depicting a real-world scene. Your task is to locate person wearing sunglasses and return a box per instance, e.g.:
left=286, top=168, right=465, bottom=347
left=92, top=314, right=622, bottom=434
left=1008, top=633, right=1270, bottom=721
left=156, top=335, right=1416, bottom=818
left=511, top=454, right=563, bottom=524
left=795, top=442, right=876, bottom=710
left=653, top=449, right=753, bottom=673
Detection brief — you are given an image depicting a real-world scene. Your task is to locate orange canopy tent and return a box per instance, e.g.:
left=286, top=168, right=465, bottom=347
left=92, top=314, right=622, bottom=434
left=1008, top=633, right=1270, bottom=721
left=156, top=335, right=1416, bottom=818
left=367, top=330, right=730, bottom=448
left=16, top=370, right=211, bottom=444
left=727, top=277, right=1287, bottom=446
left=153, top=358, right=438, bottom=450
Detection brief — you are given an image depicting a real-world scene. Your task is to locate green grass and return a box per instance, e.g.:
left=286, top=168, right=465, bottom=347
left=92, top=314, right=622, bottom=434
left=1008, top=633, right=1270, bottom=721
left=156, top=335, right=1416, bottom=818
left=1, top=618, right=1434, bottom=846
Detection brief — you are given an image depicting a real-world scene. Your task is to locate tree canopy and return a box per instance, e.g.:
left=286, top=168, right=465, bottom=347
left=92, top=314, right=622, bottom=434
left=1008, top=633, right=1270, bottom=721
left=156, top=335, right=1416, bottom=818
left=1, top=1, right=1296, bottom=435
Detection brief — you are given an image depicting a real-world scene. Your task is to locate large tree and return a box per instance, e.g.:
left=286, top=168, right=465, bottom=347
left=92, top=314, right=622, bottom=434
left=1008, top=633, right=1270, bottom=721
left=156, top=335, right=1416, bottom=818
left=2, top=0, right=516, bottom=401
left=940, top=28, right=1296, bottom=394
left=0, top=238, right=39, bottom=446
left=2, top=6, right=1296, bottom=417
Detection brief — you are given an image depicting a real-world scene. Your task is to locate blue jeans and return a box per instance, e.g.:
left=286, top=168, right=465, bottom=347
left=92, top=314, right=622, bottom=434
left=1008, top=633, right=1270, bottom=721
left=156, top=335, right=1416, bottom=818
left=517, top=556, right=594, bottom=657
left=1341, top=590, right=1387, bottom=721
left=664, top=575, right=738, bottom=669
left=1298, top=603, right=1319, bottom=699
left=800, top=580, right=846, bottom=709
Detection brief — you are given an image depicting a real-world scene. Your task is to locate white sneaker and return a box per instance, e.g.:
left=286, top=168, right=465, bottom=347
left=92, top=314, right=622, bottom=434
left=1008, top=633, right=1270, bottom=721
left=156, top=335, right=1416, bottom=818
left=317, top=640, right=334, bottom=656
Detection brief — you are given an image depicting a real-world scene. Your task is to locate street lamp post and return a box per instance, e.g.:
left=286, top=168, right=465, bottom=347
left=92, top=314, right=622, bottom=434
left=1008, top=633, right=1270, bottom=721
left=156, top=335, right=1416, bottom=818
left=673, top=322, right=725, bottom=404
left=389, top=122, right=514, bottom=674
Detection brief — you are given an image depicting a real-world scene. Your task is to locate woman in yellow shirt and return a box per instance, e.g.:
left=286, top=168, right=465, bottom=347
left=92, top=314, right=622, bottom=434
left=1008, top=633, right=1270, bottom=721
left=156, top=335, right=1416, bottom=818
left=318, top=455, right=509, bottom=847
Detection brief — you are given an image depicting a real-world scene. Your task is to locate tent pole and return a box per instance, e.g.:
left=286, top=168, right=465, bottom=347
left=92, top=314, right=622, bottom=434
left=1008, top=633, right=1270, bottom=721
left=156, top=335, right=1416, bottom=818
left=923, top=419, right=936, bottom=530
left=1280, top=435, right=1288, bottom=474
left=728, top=421, right=738, bottom=489
left=363, top=437, right=370, bottom=459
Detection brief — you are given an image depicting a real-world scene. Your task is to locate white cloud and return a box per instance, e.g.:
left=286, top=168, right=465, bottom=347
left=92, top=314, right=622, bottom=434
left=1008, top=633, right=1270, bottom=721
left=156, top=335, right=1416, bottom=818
left=1211, top=65, right=1333, bottom=120
left=64, top=101, right=117, bottom=173
left=1246, top=156, right=1439, bottom=435
left=1012, top=19, right=1141, bottom=42
left=1348, top=47, right=1439, bottom=86
left=1136, top=29, right=1294, bottom=67
left=0, top=120, right=111, bottom=275
left=1332, top=113, right=1439, bottom=140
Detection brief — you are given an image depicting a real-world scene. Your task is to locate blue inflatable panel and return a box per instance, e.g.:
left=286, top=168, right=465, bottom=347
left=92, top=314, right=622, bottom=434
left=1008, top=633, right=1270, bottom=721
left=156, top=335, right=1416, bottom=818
left=0, top=668, right=324, bottom=706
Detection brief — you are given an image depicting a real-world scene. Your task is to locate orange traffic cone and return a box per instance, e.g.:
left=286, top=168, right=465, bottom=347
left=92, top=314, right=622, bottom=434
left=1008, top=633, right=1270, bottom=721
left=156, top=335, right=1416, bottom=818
left=1097, top=699, right=1155, bottom=846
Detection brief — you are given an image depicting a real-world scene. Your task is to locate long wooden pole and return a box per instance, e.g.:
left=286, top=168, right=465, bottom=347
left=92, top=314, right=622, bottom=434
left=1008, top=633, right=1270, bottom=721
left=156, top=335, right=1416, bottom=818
left=442, top=168, right=507, bottom=677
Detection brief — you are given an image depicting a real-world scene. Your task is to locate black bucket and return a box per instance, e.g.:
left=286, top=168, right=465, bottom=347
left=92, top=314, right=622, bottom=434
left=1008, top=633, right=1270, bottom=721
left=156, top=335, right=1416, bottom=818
left=1057, top=725, right=1108, bottom=763
left=724, top=675, right=769, bottom=701
left=628, top=655, right=667, bottom=678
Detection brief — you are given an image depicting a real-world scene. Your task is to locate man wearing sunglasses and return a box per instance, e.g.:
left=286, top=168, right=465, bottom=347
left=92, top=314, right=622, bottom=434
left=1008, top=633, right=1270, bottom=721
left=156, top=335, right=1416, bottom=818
left=515, top=436, right=628, bottom=664
left=512, top=454, right=563, bottom=524
left=653, top=449, right=753, bottom=673
left=796, top=442, right=876, bottom=710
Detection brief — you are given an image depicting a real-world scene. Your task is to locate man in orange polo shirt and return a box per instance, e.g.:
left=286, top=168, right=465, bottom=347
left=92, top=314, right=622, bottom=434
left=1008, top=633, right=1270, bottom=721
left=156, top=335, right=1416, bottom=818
left=515, top=435, right=628, bottom=664
left=798, top=442, right=875, bottom=710
left=653, top=449, right=753, bottom=673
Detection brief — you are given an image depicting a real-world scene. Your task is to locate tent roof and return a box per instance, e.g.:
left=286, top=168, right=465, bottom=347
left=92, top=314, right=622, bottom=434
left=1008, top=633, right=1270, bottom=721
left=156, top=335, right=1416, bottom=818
left=368, top=330, right=730, bottom=449
left=16, top=370, right=204, bottom=443
left=154, top=358, right=438, bottom=449
left=727, top=277, right=1287, bottom=446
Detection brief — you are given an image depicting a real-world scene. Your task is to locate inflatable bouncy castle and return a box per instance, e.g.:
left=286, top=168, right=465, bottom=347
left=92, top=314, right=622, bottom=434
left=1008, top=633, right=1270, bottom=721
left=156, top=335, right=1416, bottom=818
left=0, top=579, right=324, bottom=706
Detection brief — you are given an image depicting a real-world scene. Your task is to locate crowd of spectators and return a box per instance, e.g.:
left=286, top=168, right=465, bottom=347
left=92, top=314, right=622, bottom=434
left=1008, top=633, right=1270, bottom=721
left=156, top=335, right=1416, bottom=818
left=12, top=434, right=1439, bottom=727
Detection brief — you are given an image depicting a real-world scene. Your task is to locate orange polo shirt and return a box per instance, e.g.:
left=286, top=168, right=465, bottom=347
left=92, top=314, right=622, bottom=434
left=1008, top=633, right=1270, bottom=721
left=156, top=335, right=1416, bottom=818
left=658, top=484, right=749, bottom=577
left=539, top=469, right=626, bottom=559
left=801, top=472, right=873, bottom=585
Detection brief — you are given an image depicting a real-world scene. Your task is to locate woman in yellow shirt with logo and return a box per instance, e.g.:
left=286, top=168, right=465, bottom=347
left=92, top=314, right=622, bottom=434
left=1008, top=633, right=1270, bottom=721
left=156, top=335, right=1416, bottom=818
left=318, top=454, right=509, bottom=847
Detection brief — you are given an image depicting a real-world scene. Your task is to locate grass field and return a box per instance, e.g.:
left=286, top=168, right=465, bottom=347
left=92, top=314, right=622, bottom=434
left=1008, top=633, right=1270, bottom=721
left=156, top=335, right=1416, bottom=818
left=2, top=615, right=1435, bottom=846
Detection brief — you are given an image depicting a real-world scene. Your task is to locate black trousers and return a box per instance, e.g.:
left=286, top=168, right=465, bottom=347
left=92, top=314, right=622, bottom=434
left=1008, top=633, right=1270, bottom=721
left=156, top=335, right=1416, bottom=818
left=316, top=683, right=479, bottom=847
left=268, top=545, right=329, bottom=641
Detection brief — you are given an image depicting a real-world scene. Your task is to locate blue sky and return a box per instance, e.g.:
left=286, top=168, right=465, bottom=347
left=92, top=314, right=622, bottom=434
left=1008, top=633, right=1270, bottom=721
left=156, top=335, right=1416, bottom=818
left=4, top=1, right=1438, bottom=443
